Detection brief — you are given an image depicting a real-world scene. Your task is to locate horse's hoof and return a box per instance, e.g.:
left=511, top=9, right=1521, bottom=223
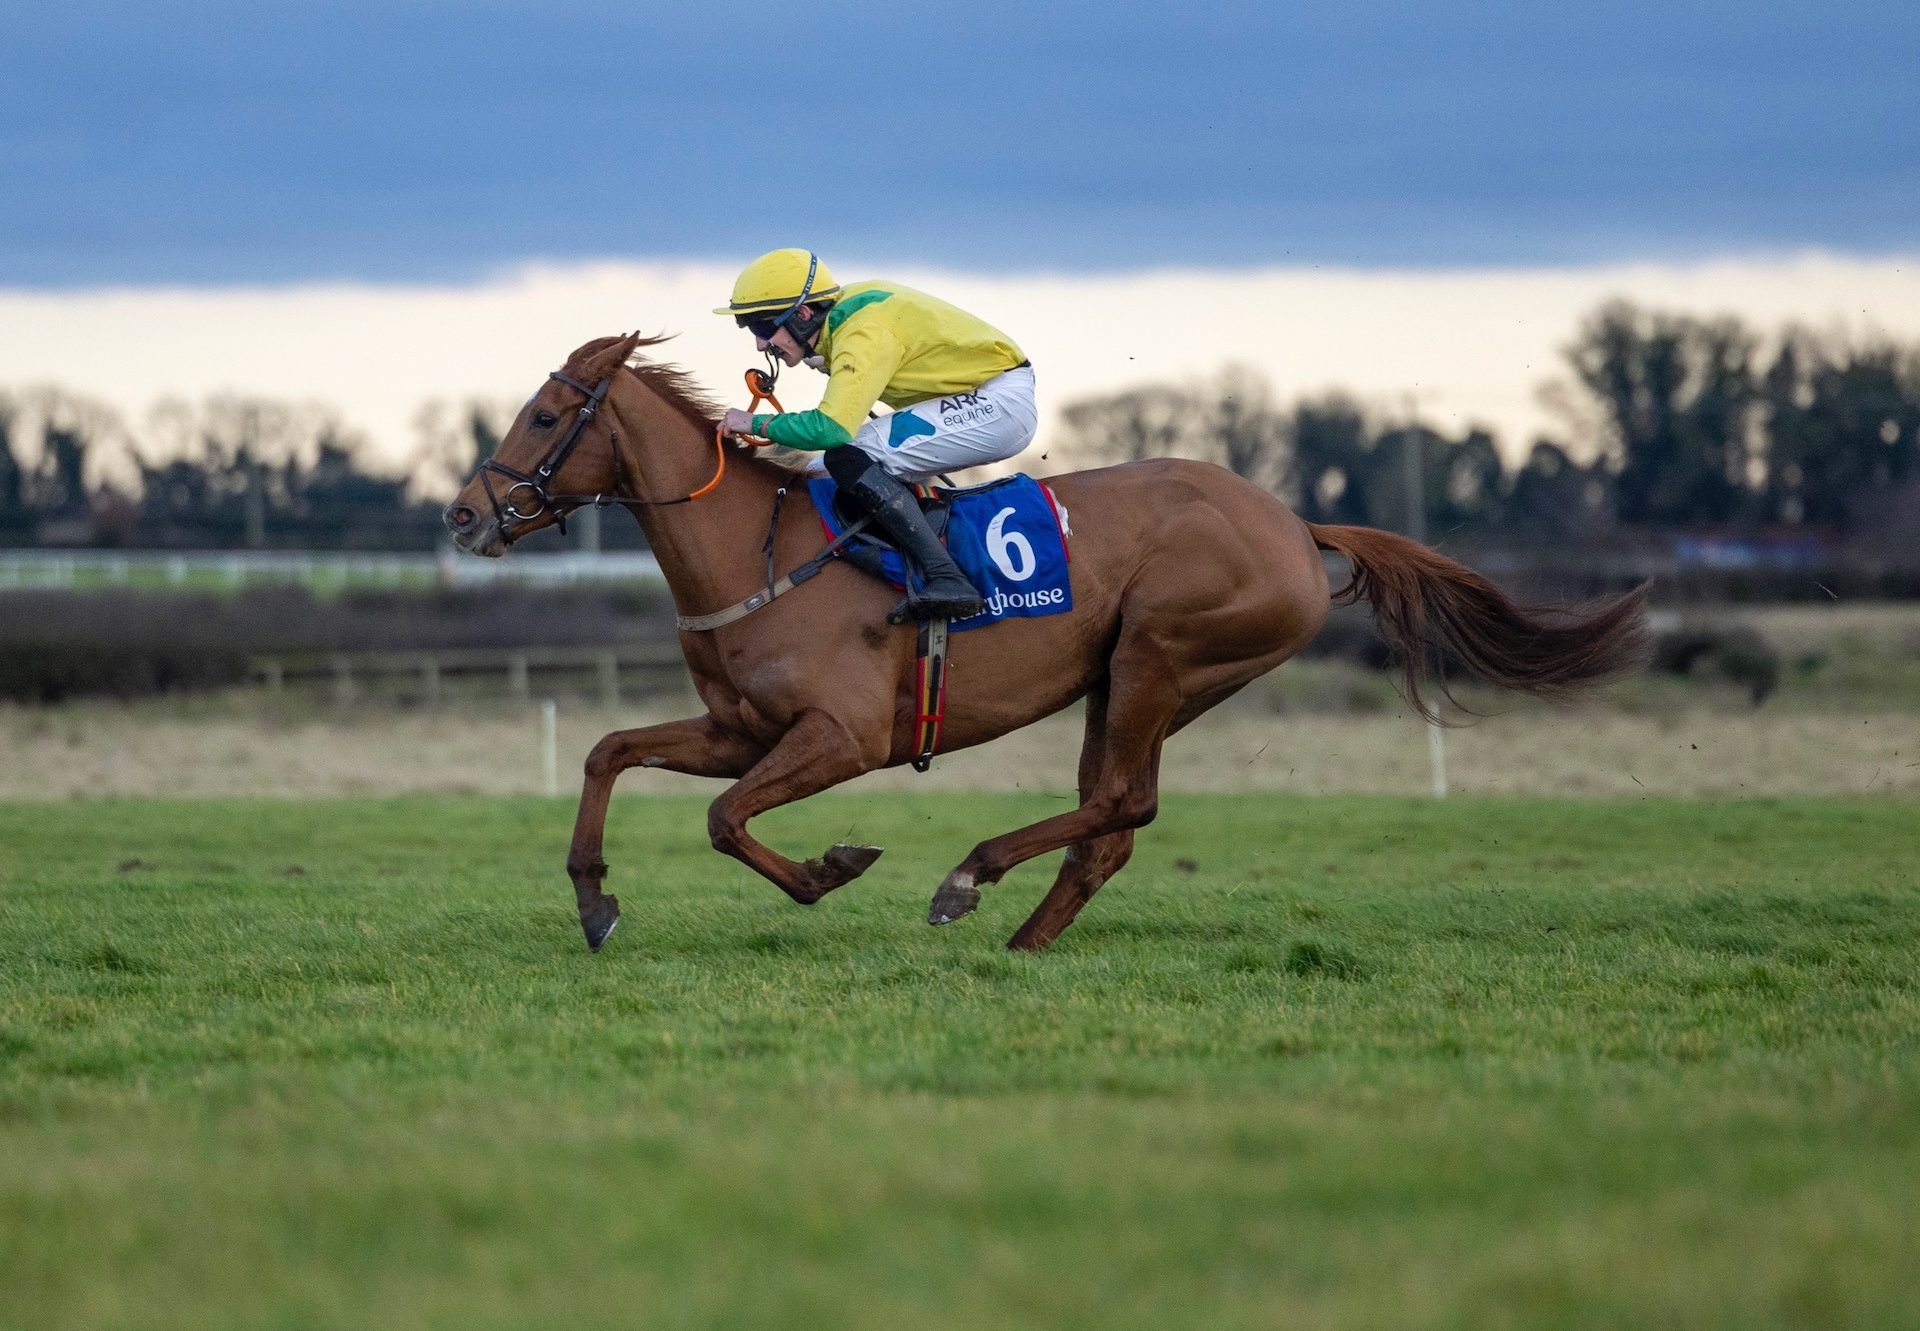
left=824, top=843, right=884, bottom=879
left=928, top=871, right=980, bottom=926
left=581, top=894, right=621, bottom=952
left=797, top=844, right=884, bottom=900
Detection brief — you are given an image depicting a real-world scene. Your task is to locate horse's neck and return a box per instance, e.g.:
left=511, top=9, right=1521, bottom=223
left=616, top=411, right=788, bottom=617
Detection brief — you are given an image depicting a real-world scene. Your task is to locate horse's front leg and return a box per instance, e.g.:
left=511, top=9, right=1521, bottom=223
left=706, top=708, right=887, bottom=905
left=567, top=715, right=765, bottom=950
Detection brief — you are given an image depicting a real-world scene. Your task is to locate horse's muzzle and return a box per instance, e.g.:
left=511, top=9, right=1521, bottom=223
left=444, top=503, right=507, bottom=557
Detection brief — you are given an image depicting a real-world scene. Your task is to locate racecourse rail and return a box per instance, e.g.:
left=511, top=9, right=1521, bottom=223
left=0, top=548, right=664, bottom=592
left=252, top=644, right=692, bottom=707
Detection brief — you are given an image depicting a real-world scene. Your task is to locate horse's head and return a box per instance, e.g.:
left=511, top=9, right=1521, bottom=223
left=444, top=333, right=645, bottom=556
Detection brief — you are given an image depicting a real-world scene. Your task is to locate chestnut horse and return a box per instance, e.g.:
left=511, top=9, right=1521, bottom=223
left=445, top=334, right=1648, bottom=952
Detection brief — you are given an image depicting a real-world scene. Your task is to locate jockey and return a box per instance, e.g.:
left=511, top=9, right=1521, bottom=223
left=716, top=248, right=1036, bottom=622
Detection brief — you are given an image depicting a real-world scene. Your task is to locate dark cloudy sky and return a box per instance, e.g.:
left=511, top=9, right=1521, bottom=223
left=4, top=0, right=1916, bottom=286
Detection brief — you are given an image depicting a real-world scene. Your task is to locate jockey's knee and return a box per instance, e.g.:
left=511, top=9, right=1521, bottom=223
left=823, top=444, right=876, bottom=487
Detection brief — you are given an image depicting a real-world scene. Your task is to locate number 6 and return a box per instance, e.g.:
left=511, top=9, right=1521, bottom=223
left=986, top=506, right=1036, bottom=581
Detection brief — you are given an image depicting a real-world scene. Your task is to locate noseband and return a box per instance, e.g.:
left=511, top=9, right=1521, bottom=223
left=475, top=369, right=728, bottom=544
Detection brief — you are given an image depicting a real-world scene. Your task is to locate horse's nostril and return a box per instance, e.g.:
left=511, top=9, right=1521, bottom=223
left=445, top=504, right=477, bottom=533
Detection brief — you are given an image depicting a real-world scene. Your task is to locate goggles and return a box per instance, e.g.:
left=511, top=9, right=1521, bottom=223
left=737, top=311, right=792, bottom=342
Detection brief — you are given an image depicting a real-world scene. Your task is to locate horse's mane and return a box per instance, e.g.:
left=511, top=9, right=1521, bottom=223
left=560, top=332, right=808, bottom=473
left=632, top=347, right=730, bottom=437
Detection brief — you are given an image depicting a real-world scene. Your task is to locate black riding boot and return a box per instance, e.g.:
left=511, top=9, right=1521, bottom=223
left=845, top=467, right=986, bottom=623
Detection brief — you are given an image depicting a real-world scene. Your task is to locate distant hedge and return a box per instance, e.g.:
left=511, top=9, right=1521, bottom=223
left=0, top=580, right=1797, bottom=706
left=0, top=584, right=675, bottom=702
left=0, top=639, right=253, bottom=703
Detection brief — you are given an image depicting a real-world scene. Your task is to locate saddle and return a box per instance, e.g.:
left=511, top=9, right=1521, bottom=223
left=808, top=473, right=1072, bottom=625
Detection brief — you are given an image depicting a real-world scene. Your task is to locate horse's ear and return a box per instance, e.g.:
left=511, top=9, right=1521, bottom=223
left=590, top=331, right=645, bottom=379
left=569, top=331, right=648, bottom=380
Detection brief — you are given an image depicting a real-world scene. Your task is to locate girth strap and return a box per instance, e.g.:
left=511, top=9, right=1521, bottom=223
left=674, top=507, right=875, bottom=632
left=674, top=566, right=822, bottom=633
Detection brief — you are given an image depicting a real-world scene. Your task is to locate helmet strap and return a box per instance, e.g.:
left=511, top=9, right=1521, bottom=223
left=786, top=303, right=829, bottom=352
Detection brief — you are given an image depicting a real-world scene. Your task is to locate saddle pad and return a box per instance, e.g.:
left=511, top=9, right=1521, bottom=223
left=808, top=474, right=1073, bottom=631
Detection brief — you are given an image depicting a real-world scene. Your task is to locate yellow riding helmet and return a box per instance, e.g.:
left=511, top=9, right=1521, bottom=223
left=712, top=249, right=842, bottom=318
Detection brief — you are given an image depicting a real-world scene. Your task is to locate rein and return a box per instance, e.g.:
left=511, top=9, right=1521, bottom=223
left=481, top=364, right=800, bottom=543
left=477, top=358, right=872, bottom=631
left=672, top=366, right=882, bottom=631
left=477, top=369, right=729, bottom=544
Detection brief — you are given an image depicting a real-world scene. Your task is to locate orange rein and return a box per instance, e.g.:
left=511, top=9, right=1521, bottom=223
left=694, top=367, right=786, bottom=503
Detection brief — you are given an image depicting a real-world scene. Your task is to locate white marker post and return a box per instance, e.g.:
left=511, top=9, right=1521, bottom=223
left=540, top=699, right=559, bottom=798
left=1427, top=719, right=1449, bottom=799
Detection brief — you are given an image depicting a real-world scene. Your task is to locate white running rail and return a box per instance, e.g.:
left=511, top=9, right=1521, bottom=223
left=0, top=549, right=663, bottom=591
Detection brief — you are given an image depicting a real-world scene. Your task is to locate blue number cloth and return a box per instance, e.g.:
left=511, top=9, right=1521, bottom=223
left=807, top=474, right=1073, bottom=632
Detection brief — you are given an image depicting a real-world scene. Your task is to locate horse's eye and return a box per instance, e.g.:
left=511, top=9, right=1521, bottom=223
left=533, top=411, right=558, bottom=429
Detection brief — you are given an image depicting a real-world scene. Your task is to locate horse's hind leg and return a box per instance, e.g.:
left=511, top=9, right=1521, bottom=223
left=1004, top=683, right=1247, bottom=949
left=1006, top=685, right=1139, bottom=951
left=566, top=716, right=764, bottom=951
left=929, top=632, right=1180, bottom=928
left=1005, top=830, right=1136, bottom=951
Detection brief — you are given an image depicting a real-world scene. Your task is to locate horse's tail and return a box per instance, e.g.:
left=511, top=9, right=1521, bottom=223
left=1305, top=522, right=1651, bottom=723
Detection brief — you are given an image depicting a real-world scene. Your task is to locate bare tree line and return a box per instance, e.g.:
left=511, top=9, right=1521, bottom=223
left=5, top=301, right=1920, bottom=552
left=0, top=390, right=522, bottom=550
left=1058, top=301, right=1920, bottom=545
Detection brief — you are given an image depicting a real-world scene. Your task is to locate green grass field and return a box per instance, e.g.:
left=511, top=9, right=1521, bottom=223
left=2, top=793, right=1917, bottom=1330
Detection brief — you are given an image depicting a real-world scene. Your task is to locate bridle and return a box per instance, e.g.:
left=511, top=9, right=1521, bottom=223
left=470, top=360, right=877, bottom=631
left=475, top=368, right=728, bottom=544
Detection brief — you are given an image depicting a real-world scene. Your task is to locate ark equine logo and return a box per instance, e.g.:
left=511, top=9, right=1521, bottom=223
left=938, top=391, right=999, bottom=429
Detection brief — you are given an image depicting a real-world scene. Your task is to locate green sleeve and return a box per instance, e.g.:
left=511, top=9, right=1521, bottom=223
left=751, top=411, right=853, bottom=450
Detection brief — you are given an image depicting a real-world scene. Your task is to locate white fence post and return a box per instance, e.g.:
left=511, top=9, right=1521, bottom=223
left=1427, top=719, right=1449, bottom=799
left=540, top=700, right=559, bottom=798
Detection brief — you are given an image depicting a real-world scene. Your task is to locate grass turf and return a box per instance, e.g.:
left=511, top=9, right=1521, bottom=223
left=1, top=793, right=1916, bottom=1330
